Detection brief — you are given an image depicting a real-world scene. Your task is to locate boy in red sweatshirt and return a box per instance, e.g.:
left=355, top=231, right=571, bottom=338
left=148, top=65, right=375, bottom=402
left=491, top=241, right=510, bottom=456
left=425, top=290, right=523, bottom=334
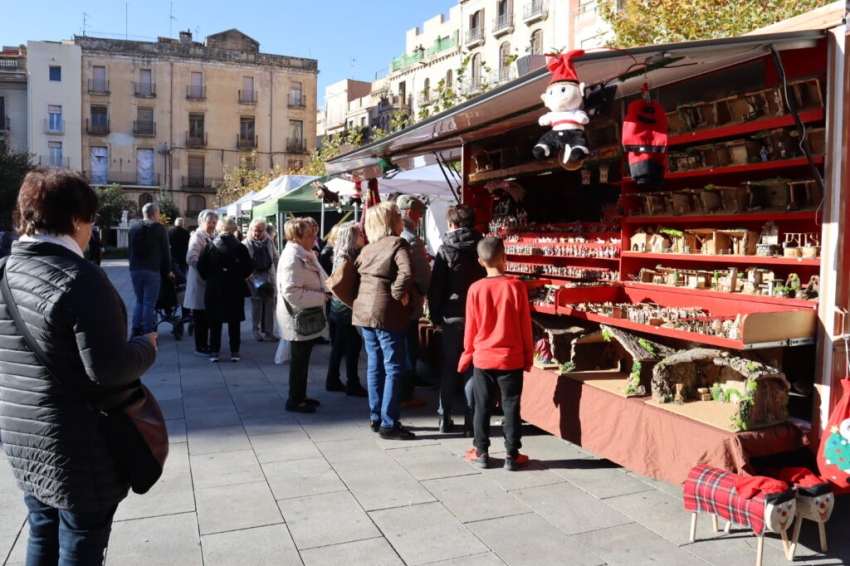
left=458, top=236, right=533, bottom=470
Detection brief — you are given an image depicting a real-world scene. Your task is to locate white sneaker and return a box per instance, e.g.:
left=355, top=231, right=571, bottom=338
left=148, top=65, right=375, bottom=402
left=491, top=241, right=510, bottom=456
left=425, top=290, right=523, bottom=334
left=209, top=353, right=219, bottom=362
left=231, top=353, right=241, bottom=362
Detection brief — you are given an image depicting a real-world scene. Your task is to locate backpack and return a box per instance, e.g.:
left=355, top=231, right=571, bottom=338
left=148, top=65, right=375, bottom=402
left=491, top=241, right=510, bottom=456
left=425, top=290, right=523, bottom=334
left=132, top=223, right=151, bottom=258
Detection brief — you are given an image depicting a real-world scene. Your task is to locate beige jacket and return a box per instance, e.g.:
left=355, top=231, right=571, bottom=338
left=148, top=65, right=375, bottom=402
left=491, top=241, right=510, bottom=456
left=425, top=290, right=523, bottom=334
left=275, top=242, right=329, bottom=341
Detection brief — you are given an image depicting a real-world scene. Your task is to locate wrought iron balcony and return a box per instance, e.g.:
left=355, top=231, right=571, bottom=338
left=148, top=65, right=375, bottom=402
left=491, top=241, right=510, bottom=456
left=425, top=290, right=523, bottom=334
left=82, top=171, right=159, bottom=186
left=286, top=137, right=306, bottom=153
left=239, top=90, right=258, bottom=104
left=237, top=135, right=257, bottom=150
left=495, top=67, right=518, bottom=85
left=86, top=118, right=110, bottom=135
left=288, top=93, right=305, bottom=108
left=182, top=176, right=220, bottom=192
left=44, top=119, right=64, bottom=134
left=493, top=13, right=515, bottom=36
left=133, top=120, right=156, bottom=136
left=465, top=27, right=485, bottom=47
left=134, top=82, right=156, bottom=97
left=87, top=79, right=110, bottom=94
left=186, top=131, right=208, bottom=148
left=523, top=0, right=547, bottom=23
left=417, top=92, right=431, bottom=106
left=187, top=85, right=206, bottom=100
left=0, top=117, right=9, bottom=132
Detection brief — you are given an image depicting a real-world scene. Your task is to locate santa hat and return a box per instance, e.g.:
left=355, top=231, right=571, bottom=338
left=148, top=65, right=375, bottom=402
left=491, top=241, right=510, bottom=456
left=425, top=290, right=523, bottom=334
left=547, top=50, right=585, bottom=86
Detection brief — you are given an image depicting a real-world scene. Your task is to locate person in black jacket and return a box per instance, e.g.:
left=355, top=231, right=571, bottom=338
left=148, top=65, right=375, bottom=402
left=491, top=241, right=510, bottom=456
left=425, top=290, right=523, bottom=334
left=427, top=204, right=486, bottom=435
left=197, top=216, right=254, bottom=362
left=0, top=169, right=158, bottom=565
left=128, top=203, right=172, bottom=337
left=168, top=217, right=191, bottom=278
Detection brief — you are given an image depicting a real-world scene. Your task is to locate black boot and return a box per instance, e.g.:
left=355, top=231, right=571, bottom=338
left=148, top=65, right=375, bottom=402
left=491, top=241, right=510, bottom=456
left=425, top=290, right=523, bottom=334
left=464, top=406, right=475, bottom=438
left=439, top=416, right=454, bottom=433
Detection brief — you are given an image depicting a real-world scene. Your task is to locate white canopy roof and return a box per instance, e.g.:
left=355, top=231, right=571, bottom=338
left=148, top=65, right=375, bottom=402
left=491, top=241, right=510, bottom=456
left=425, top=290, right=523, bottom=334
left=217, top=174, right=319, bottom=215
left=326, top=164, right=460, bottom=200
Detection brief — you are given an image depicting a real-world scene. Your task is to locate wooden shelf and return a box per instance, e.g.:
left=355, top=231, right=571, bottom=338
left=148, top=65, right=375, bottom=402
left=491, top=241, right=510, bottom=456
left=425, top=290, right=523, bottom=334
left=623, top=208, right=819, bottom=225
left=621, top=251, right=820, bottom=266
left=507, top=253, right=620, bottom=263
left=668, top=108, right=825, bottom=146
left=623, top=281, right=818, bottom=309
left=468, top=157, right=559, bottom=184
left=508, top=270, right=614, bottom=282
left=660, top=156, right=824, bottom=181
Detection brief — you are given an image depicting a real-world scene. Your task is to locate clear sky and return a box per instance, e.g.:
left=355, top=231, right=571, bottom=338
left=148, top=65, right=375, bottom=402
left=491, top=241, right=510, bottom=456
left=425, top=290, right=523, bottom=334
left=4, top=0, right=457, bottom=102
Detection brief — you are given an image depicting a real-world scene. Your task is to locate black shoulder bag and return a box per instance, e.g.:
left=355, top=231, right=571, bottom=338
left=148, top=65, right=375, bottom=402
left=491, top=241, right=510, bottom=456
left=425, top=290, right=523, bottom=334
left=0, top=261, right=168, bottom=494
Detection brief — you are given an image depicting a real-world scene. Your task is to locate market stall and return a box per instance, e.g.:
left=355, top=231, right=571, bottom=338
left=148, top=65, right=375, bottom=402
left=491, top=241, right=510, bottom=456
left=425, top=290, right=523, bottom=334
left=326, top=9, right=850, bottom=485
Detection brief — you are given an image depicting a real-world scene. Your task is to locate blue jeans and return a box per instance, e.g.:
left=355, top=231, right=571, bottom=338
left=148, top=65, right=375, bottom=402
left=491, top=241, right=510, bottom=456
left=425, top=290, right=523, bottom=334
left=24, top=493, right=117, bottom=566
left=362, top=327, right=406, bottom=428
left=130, top=269, right=161, bottom=334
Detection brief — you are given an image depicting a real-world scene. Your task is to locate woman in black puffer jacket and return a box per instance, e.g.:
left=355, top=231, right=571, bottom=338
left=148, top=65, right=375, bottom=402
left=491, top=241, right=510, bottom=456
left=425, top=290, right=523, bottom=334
left=0, top=170, right=157, bottom=564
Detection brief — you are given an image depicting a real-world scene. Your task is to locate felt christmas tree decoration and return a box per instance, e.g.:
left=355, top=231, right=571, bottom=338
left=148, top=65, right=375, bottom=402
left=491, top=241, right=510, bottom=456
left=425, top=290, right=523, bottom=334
left=817, top=376, right=850, bottom=493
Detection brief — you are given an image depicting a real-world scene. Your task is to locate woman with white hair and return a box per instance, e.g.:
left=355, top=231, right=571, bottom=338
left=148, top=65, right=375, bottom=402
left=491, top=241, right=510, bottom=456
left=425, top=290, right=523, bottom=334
left=244, top=217, right=279, bottom=341
left=353, top=203, right=415, bottom=440
left=184, top=209, right=217, bottom=356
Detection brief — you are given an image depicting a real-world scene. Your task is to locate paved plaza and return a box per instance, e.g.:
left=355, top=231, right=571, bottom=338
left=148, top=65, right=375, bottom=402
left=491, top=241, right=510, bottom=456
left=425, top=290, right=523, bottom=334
left=1, top=259, right=849, bottom=565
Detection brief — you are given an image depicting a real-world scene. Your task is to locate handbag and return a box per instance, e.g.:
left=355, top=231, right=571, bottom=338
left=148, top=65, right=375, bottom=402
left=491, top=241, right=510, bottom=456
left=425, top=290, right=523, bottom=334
left=283, top=298, right=326, bottom=336
left=325, top=255, right=359, bottom=308
left=0, top=262, right=168, bottom=495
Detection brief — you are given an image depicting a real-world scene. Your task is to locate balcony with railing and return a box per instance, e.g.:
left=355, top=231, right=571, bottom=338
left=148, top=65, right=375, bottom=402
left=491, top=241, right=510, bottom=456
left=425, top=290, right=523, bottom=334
left=182, top=176, right=221, bottom=192
left=389, top=50, right=425, bottom=73
left=288, top=93, right=306, bottom=108
left=186, top=131, right=208, bottom=148
left=417, top=92, right=431, bottom=106
left=134, top=82, right=156, bottom=97
left=523, top=0, right=548, bottom=22
left=83, top=171, right=161, bottom=186
left=0, top=117, right=9, bottom=133
left=187, top=85, right=206, bottom=100
left=495, top=66, right=518, bottom=85
left=493, top=13, right=515, bottom=36
left=44, top=119, right=64, bottom=134
left=465, top=27, right=486, bottom=48
left=37, top=156, right=70, bottom=169
left=133, top=120, right=156, bottom=136
left=86, top=118, right=110, bottom=135
left=239, top=90, right=258, bottom=104
left=87, top=79, right=110, bottom=94
left=286, top=138, right=306, bottom=153
left=237, top=134, right=257, bottom=150
left=428, top=32, right=459, bottom=57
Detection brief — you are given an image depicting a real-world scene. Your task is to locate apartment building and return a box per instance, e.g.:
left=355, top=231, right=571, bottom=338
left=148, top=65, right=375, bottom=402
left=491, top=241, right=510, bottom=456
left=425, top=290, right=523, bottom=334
left=0, top=46, right=28, bottom=154
left=75, top=29, right=318, bottom=220
left=27, top=41, right=83, bottom=171
left=319, top=79, right=372, bottom=140
left=323, top=0, right=609, bottom=139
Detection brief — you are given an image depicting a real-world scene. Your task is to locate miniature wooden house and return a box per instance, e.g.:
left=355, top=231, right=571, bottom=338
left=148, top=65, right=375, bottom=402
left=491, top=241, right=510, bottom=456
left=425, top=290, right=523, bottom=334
left=787, top=76, right=826, bottom=110
left=743, top=179, right=791, bottom=209
left=662, top=230, right=698, bottom=254
left=699, top=188, right=724, bottom=212
left=719, top=229, right=758, bottom=255
left=630, top=230, right=651, bottom=252
left=786, top=179, right=821, bottom=209
left=651, top=348, right=791, bottom=431
left=722, top=93, right=762, bottom=122
left=709, top=185, right=750, bottom=213
left=648, top=233, right=670, bottom=253
left=687, top=228, right=733, bottom=255
left=726, top=139, right=761, bottom=165
left=693, top=145, right=731, bottom=169
left=571, top=325, right=676, bottom=397
left=666, top=110, right=689, bottom=134
left=672, top=190, right=701, bottom=215
left=638, top=192, right=669, bottom=216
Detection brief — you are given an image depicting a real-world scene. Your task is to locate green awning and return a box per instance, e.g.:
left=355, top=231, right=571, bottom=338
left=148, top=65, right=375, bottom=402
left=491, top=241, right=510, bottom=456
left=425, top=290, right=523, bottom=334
left=251, top=176, right=355, bottom=219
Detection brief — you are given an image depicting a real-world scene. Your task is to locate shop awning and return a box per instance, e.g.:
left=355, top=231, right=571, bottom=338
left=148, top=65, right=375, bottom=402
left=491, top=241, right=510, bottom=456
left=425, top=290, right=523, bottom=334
left=251, top=176, right=355, bottom=219
left=326, top=29, right=827, bottom=179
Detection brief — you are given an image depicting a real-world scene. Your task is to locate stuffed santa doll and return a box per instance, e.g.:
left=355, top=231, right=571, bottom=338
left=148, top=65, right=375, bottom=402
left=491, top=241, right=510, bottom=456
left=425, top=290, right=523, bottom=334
left=532, top=50, right=589, bottom=170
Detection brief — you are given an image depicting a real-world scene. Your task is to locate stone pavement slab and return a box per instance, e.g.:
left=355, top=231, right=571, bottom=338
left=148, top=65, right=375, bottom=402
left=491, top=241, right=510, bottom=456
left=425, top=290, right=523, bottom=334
left=511, top=481, right=634, bottom=535
left=201, top=524, right=301, bottom=566
left=107, top=513, right=202, bottom=566
left=300, top=537, right=404, bottom=566
left=422, top=474, right=533, bottom=524
left=195, top=481, right=283, bottom=535
left=278, top=490, right=381, bottom=550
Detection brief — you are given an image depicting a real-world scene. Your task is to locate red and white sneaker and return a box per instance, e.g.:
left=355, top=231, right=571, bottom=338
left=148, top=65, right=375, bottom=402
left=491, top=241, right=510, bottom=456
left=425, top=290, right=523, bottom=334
left=504, top=452, right=529, bottom=471
left=465, top=447, right=489, bottom=469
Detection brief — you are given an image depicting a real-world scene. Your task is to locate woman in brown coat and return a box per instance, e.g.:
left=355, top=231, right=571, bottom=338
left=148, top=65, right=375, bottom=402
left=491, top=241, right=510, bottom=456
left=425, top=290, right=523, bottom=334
left=353, top=203, right=415, bottom=440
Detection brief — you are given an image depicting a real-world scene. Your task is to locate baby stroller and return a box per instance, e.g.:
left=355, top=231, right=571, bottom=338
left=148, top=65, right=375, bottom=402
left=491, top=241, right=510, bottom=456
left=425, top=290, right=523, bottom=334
left=155, top=273, right=188, bottom=340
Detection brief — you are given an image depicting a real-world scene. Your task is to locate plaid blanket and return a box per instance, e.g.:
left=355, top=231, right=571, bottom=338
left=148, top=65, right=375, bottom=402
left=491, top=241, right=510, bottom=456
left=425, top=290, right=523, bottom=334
left=683, top=465, right=768, bottom=535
